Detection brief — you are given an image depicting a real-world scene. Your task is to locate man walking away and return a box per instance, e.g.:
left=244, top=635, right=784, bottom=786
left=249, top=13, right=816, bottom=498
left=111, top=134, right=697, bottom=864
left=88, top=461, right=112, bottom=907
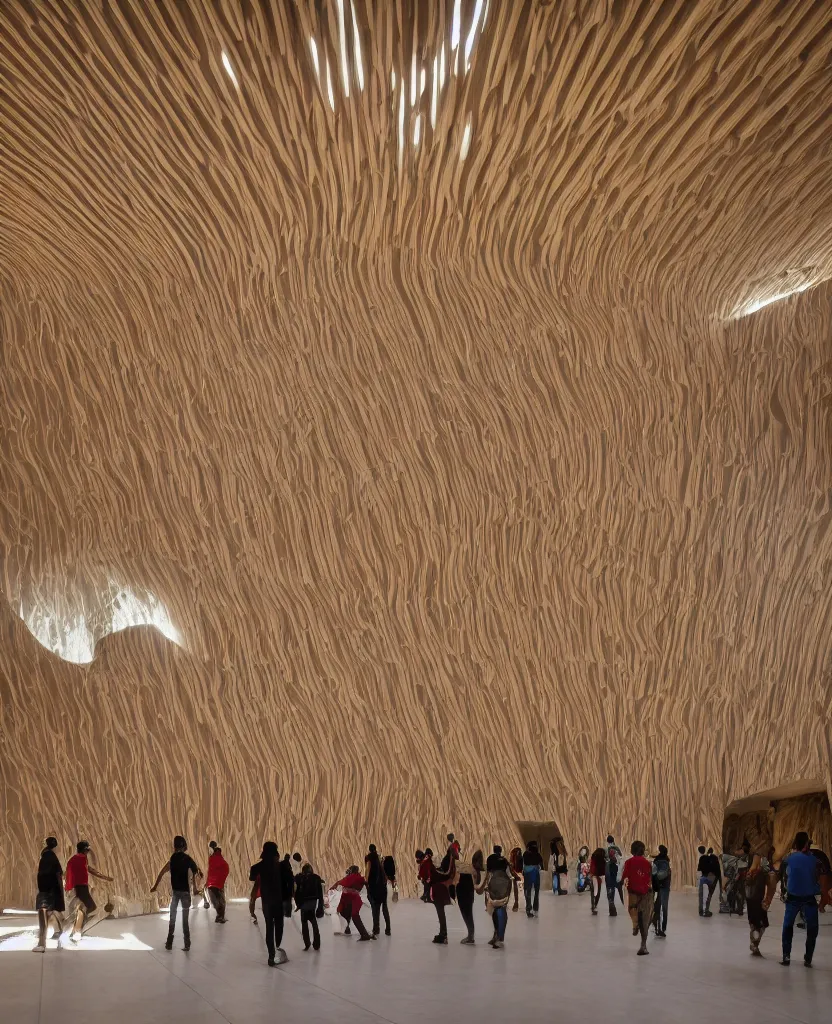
left=522, top=841, right=543, bottom=917
left=605, top=836, right=623, bottom=916
left=294, top=863, right=324, bottom=950
left=652, top=845, right=671, bottom=937
left=151, top=835, right=202, bottom=951
left=745, top=848, right=777, bottom=957
left=34, top=837, right=65, bottom=952
left=622, top=841, right=652, bottom=956
left=250, top=842, right=289, bottom=965
left=780, top=831, right=821, bottom=967
left=65, top=840, right=113, bottom=943
left=697, top=845, right=717, bottom=917
left=205, top=842, right=229, bottom=923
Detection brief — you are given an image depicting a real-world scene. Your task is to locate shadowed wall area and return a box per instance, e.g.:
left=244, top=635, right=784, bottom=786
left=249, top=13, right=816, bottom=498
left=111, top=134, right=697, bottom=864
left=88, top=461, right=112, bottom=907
left=2, top=1, right=832, bottom=907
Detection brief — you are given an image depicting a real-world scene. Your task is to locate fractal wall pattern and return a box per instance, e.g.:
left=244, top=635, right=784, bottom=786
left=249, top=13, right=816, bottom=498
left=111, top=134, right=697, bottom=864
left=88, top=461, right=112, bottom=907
left=2, top=1, right=832, bottom=906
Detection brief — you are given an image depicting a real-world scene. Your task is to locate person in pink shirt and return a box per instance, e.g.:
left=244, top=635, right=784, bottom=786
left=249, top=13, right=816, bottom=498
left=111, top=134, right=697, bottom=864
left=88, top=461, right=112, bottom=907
left=621, top=841, right=653, bottom=956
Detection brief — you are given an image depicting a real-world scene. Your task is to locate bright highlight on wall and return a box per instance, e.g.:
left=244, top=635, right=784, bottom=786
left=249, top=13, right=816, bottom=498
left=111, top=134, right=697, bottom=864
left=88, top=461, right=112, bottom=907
left=732, top=281, right=815, bottom=318
left=221, top=51, right=239, bottom=89
left=19, top=584, right=181, bottom=665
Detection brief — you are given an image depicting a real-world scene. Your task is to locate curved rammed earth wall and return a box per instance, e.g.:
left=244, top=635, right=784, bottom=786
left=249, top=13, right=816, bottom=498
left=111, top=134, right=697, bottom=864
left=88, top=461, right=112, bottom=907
left=2, top=1, right=832, bottom=906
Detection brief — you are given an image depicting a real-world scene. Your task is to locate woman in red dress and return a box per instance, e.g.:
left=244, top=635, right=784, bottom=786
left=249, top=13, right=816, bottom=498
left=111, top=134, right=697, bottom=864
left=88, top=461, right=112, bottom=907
left=335, top=866, right=374, bottom=940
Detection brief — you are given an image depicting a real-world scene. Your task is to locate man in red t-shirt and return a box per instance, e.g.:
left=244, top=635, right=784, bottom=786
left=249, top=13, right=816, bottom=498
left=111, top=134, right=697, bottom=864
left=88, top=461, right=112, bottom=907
left=621, top=841, right=653, bottom=956
left=205, top=843, right=230, bottom=923
left=65, top=840, right=114, bottom=942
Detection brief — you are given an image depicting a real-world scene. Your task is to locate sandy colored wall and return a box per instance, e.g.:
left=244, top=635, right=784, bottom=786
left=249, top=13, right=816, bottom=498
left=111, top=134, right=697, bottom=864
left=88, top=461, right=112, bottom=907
left=2, top=2, right=832, bottom=907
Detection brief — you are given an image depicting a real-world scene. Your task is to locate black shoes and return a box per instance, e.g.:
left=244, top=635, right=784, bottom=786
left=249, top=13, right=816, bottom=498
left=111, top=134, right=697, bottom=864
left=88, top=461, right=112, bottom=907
left=432, top=934, right=448, bottom=944
left=385, top=928, right=391, bottom=936
left=609, top=905, right=617, bottom=917
left=164, top=938, right=173, bottom=951
left=779, top=957, right=790, bottom=966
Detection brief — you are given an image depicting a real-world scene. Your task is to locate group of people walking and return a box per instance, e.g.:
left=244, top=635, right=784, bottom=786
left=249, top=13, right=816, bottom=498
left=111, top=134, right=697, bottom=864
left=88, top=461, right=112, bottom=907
left=30, top=827, right=828, bottom=969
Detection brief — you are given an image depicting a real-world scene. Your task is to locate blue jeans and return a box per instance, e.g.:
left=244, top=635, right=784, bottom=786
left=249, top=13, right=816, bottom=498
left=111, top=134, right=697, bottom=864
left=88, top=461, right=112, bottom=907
left=168, top=890, right=191, bottom=944
left=783, top=896, right=818, bottom=962
left=492, top=905, right=507, bottom=941
left=523, top=867, right=540, bottom=913
left=698, top=875, right=716, bottom=912
left=654, top=887, right=669, bottom=932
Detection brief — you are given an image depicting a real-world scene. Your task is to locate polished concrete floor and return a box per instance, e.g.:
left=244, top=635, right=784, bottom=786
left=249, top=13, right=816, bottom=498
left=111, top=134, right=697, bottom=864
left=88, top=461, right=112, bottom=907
left=1, top=892, right=828, bottom=1023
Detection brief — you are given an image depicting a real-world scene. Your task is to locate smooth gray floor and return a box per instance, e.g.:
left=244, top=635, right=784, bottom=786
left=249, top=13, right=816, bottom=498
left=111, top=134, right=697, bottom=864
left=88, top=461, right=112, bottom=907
left=1, top=892, right=829, bottom=1022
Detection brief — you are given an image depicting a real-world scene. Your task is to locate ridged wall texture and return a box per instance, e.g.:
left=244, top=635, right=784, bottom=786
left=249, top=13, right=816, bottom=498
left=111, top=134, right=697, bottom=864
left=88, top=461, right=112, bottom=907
left=2, top=0, right=832, bottom=907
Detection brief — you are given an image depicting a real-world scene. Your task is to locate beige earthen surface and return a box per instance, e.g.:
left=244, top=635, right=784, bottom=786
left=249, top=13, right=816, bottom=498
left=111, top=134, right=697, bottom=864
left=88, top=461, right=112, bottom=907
left=2, top=1, right=832, bottom=908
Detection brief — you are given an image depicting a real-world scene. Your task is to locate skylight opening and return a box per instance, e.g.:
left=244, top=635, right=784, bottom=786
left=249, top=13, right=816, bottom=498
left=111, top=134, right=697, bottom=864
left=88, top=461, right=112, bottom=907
left=310, top=38, right=320, bottom=81
left=431, top=55, right=438, bottom=128
left=465, top=0, right=486, bottom=69
left=411, top=51, right=417, bottom=108
left=335, top=0, right=350, bottom=99
left=326, top=57, right=336, bottom=110
left=460, top=117, right=472, bottom=160
left=452, top=0, right=462, bottom=52
left=440, top=42, right=446, bottom=90
left=398, top=88, right=405, bottom=165
left=221, top=51, right=239, bottom=89
left=351, top=4, right=365, bottom=91
left=732, top=278, right=822, bottom=319
left=413, top=114, right=422, bottom=146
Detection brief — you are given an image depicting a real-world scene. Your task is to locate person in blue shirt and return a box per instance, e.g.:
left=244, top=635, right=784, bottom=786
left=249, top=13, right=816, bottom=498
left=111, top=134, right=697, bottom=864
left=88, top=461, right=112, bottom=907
left=780, top=831, right=821, bottom=967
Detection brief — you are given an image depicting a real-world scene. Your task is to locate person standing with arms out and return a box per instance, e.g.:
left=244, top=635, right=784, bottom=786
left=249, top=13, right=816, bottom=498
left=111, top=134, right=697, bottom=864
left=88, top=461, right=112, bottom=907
left=65, top=840, right=113, bottom=943
left=522, top=841, right=543, bottom=917
left=33, top=837, right=65, bottom=952
left=621, top=841, right=652, bottom=956
left=250, top=842, right=289, bottom=965
left=205, top=841, right=229, bottom=923
left=745, top=848, right=777, bottom=957
left=651, top=845, right=671, bottom=937
left=150, top=835, right=202, bottom=952
left=604, top=836, right=623, bottom=916
left=365, top=844, right=391, bottom=936
left=477, top=845, right=513, bottom=949
left=335, top=865, right=374, bottom=940
left=780, top=831, right=821, bottom=968
left=294, top=862, right=325, bottom=951
left=589, top=847, right=606, bottom=915
left=509, top=847, right=523, bottom=911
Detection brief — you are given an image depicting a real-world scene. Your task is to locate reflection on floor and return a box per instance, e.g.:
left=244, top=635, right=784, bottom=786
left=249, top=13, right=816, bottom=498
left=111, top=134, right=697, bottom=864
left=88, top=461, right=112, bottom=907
left=0, top=894, right=828, bottom=1023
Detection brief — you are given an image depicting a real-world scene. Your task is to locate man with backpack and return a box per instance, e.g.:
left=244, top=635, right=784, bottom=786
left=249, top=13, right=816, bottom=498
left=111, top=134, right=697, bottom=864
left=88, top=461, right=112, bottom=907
left=605, top=836, right=624, bottom=916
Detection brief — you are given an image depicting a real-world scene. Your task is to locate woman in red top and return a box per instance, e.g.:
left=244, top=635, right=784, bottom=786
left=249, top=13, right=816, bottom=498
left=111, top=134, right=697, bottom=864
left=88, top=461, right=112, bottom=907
left=589, top=848, right=606, bottom=916
left=205, top=843, right=229, bottom=923
left=426, top=856, right=454, bottom=944
left=335, top=867, right=374, bottom=940
left=621, top=841, right=653, bottom=956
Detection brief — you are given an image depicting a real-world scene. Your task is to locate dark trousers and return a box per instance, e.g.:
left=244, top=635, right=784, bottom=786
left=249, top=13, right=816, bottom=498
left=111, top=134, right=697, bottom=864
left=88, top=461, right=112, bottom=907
left=434, top=901, right=448, bottom=938
left=458, top=891, right=475, bottom=937
left=342, top=905, right=371, bottom=938
left=262, top=900, right=284, bottom=960
left=654, top=888, right=669, bottom=932
left=207, top=887, right=226, bottom=921
left=421, top=880, right=432, bottom=902
left=300, top=901, right=320, bottom=949
left=370, top=895, right=390, bottom=934
left=783, top=896, right=818, bottom=963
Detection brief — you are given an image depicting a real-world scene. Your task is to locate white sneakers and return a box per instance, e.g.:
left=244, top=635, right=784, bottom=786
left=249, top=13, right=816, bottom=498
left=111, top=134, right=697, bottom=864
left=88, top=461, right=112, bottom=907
left=32, top=944, right=45, bottom=953
left=275, top=948, right=288, bottom=965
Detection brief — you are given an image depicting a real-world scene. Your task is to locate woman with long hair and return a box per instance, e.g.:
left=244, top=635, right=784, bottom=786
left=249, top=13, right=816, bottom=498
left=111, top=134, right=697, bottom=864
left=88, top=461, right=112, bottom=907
left=453, top=846, right=482, bottom=944
left=365, top=844, right=391, bottom=936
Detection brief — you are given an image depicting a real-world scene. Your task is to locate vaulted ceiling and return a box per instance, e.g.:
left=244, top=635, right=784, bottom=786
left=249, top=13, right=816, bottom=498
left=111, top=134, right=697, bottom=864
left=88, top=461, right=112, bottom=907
left=1, top=1, right=831, bottom=904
